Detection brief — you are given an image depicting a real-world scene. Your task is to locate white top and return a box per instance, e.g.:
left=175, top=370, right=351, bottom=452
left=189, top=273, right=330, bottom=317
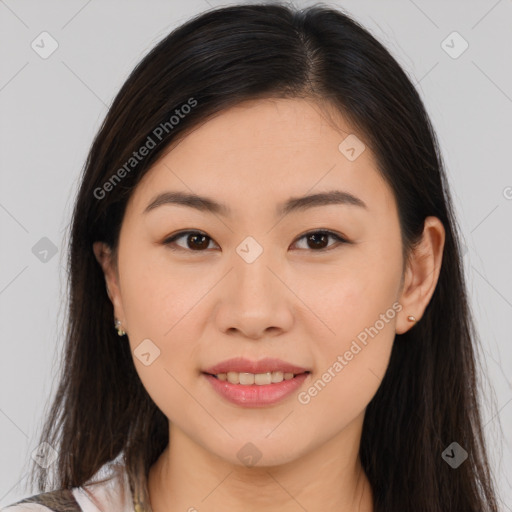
left=2, top=459, right=135, bottom=512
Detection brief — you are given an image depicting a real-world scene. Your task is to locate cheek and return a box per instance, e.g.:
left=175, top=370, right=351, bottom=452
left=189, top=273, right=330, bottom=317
left=121, top=269, right=203, bottom=428
left=294, top=243, right=401, bottom=412
left=117, top=245, right=208, bottom=411
left=296, top=283, right=398, bottom=434
left=298, top=249, right=401, bottom=348
left=119, top=240, right=209, bottom=341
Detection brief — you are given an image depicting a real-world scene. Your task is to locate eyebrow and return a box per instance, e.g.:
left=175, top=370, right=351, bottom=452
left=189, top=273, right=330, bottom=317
left=143, top=189, right=367, bottom=217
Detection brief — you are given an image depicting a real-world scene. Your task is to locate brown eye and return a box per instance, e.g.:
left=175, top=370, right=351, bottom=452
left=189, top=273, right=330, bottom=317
left=164, top=229, right=349, bottom=254
left=186, top=233, right=211, bottom=250
left=164, top=231, right=216, bottom=252
left=305, top=232, right=329, bottom=250
left=292, top=230, right=348, bottom=251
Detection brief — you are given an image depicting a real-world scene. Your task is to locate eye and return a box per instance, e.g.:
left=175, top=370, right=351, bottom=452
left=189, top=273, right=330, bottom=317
left=163, top=231, right=218, bottom=252
left=291, top=230, right=349, bottom=251
left=163, top=229, right=349, bottom=253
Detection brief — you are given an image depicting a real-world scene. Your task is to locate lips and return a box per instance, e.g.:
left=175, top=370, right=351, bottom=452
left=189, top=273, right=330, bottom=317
left=202, top=357, right=310, bottom=375
left=202, top=357, right=311, bottom=407
left=203, top=371, right=310, bottom=407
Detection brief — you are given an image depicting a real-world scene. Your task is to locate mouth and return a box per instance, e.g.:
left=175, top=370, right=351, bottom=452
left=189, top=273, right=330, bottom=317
left=203, top=370, right=311, bottom=385
left=202, top=369, right=311, bottom=407
left=201, top=357, right=311, bottom=407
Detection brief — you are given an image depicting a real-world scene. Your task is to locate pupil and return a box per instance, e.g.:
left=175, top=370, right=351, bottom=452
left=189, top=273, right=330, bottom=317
left=189, top=234, right=209, bottom=250
left=308, top=233, right=327, bottom=249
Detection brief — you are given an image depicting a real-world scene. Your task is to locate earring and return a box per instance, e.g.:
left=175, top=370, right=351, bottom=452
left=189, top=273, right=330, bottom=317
left=407, top=315, right=417, bottom=323
left=115, top=319, right=126, bottom=336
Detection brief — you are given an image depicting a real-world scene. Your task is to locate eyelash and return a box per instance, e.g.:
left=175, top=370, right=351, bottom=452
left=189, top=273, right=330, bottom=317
left=162, top=229, right=349, bottom=254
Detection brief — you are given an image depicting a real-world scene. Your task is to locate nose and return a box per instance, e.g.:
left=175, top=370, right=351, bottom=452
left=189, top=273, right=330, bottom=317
left=214, top=249, right=294, bottom=340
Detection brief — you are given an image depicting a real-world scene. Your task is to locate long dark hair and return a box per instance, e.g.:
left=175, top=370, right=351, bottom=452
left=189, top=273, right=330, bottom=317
left=25, top=3, right=500, bottom=511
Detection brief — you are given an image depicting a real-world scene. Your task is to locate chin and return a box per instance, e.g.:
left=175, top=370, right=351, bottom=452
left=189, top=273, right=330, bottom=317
left=205, top=434, right=308, bottom=469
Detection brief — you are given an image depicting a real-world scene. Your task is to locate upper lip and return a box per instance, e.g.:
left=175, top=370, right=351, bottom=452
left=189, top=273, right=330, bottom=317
left=203, top=357, right=310, bottom=375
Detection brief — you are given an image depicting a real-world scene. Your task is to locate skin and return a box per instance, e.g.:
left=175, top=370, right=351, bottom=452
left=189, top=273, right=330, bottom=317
left=94, top=97, right=445, bottom=512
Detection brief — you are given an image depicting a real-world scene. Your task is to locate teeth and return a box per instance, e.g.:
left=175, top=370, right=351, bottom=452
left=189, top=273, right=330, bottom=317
left=216, top=371, right=298, bottom=385
left=271, top=371, right=283, bottom=383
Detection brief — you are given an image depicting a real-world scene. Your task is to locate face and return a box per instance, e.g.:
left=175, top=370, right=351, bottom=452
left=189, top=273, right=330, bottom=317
left=96, top=97, right=412, bottom=467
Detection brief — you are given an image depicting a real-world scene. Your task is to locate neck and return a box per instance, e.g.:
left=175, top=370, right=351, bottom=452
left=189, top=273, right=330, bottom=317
left=147, top=412, right=374, bottom=512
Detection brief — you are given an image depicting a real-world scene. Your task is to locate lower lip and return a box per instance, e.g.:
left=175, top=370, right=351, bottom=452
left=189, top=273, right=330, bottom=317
left=203, top=372, right=310, bottom=407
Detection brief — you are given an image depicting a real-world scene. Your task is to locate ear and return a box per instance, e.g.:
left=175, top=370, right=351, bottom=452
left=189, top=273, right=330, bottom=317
left=93, top=241, right=127, bottom=331
left=395, top=216, right=445, bottom=334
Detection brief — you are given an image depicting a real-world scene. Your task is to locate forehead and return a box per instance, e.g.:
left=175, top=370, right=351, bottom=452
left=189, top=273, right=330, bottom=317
left=127, top=97, right=394, bottom=218
left=168, top=97, right=356, bottom=159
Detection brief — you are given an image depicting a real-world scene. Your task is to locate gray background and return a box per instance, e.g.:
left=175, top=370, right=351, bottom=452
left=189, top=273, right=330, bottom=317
left=1, top=0, right=511, bottom=509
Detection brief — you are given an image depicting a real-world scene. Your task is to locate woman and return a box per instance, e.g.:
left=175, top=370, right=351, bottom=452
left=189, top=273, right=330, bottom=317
left=3, top=2, right=501, bottom=511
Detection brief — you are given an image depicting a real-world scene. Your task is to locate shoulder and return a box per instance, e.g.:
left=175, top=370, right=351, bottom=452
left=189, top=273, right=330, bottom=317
left=1, top=488, right=82, bottom=511
left=2, top=460, right=133, bottom=512
left=1, top=505, right=54, bottom=512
